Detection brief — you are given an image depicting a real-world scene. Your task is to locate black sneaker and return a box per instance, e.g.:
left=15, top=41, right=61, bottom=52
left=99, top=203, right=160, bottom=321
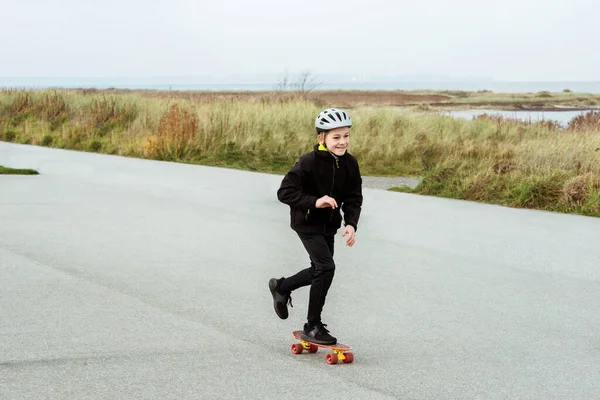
left=269, top=277, right=292, bottom=319
left=301, top=323, right=337, bottom=345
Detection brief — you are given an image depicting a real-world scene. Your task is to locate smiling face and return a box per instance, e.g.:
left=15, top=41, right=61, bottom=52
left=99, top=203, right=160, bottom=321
left=319, top=126, right=350, bottom=156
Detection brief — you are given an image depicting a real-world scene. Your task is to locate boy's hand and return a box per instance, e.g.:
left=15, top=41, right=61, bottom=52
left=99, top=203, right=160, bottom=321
left=342, top=225, right=356, bottom=247
left=315, top=195, right=338, bottom=209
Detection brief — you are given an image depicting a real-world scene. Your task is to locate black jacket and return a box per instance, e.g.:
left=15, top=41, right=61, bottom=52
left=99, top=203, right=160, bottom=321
left=277, top=144, right=363, bottom=234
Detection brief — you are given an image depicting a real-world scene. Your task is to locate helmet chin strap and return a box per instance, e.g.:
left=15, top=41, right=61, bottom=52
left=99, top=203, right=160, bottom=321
left=319, top=139, right=339, bottom=160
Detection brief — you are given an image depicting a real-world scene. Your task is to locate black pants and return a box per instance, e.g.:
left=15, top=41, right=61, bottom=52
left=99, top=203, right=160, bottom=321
left=280, top=231, right=336, bottom=325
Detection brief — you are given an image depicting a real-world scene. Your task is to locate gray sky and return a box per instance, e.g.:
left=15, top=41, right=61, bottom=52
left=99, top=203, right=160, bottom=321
left=2, top=0, right=599, bottom=81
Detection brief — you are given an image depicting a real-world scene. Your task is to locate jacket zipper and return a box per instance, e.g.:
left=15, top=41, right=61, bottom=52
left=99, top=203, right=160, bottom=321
left=327, top=158, right=338, bottom=224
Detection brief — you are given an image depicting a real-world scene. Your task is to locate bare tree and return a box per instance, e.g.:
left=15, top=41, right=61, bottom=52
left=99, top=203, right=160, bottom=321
left=277, top=69, right=323, bottom=94
left=277, top=69, right=290, bottom=91
left=293, top=70, right=322, bottom=93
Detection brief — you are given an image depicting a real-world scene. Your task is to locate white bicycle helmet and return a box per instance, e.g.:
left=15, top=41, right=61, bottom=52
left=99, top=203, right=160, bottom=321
left=315, top=108, right=352, bottom=133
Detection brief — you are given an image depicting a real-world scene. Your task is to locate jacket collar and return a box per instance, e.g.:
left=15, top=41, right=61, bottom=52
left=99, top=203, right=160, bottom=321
left=313, top=143, right=346, bottom=160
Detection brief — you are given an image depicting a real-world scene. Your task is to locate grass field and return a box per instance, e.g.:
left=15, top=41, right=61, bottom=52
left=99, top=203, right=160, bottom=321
left=33, top=87, right=600, bottom=110
left=1, top=88, right=599, bottom=216
left=0, top=165, right=39, bottom=175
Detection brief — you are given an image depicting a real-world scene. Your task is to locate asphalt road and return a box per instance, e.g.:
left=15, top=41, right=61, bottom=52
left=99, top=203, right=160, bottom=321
left=2, top=142, right=600, bottom=399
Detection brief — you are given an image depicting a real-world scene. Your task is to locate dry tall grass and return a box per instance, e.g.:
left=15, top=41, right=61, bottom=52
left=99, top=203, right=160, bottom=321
left=1, top=89, right=599, bottom=216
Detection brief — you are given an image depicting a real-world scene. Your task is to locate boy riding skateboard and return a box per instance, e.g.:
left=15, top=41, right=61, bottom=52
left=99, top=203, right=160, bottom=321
left=269, top=108, right=363, bottom=345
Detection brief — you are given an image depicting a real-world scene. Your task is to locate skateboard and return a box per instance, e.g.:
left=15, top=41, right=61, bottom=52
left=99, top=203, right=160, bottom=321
left=291, top=330, right=354, bottom=365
